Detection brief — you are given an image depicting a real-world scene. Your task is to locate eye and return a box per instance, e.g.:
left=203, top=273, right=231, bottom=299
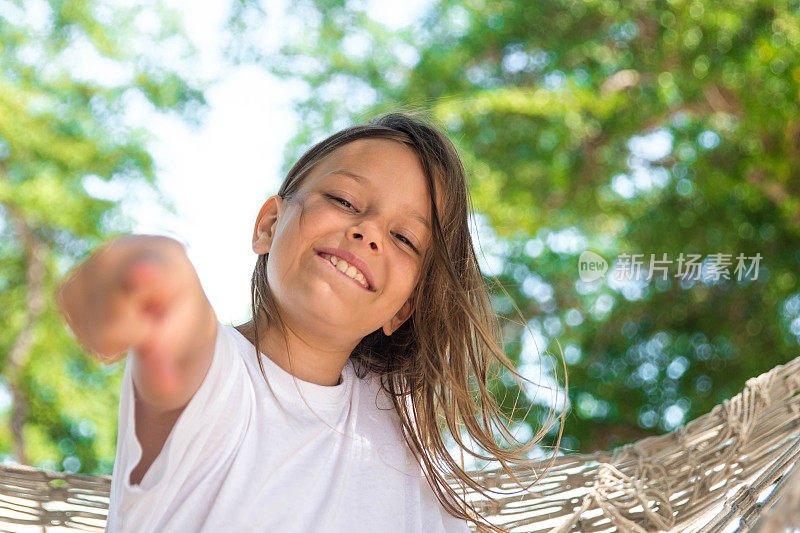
left=327, top=195, right=357, bottom=211
left=394, top=233, right=419, bottom=254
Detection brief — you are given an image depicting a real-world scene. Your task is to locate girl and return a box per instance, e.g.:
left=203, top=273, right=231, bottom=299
left=57, top=112, right=560, bottom=532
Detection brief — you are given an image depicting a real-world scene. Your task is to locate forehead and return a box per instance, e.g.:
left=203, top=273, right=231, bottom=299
left=319, top=138, right=423, bottom=176
left=308, top=138, right=434, bottom=206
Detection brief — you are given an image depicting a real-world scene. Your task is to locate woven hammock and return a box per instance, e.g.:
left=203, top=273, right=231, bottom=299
left=1, top=356, right=799, bottom=532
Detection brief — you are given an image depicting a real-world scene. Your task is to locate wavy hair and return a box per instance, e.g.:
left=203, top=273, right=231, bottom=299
left=246, top=110, right=564, bottom=532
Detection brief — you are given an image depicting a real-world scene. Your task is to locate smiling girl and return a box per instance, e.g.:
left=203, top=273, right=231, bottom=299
left=57, top=112, right=557, bottom=532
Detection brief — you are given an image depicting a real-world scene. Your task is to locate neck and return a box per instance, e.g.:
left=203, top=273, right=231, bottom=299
left=235, top=314, right=355, bottom=387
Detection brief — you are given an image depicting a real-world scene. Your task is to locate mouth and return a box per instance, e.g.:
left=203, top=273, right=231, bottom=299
left=316, top=252, right=375, bottom=292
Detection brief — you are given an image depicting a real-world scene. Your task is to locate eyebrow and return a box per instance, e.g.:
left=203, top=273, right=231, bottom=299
left=327, top=170, right=431, bottom=231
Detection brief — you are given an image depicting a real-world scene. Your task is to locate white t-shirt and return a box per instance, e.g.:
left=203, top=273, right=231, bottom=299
left=106, top=322, right=472, bottom=532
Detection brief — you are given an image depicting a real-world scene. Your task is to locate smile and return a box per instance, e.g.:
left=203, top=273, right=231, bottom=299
left=316, top=253, right=374, bottom=292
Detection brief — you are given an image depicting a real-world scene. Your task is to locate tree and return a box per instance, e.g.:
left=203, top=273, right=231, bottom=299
left=0, top=0, right=203, bottom=473
left=228, top=0, right=800, bottom=453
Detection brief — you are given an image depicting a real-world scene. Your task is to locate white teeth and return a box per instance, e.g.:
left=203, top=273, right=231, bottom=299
left=324, top=254, right=369, bottom=289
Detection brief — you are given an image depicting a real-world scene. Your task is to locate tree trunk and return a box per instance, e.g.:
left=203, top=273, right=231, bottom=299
left=3, top=204, right=47, bottom=465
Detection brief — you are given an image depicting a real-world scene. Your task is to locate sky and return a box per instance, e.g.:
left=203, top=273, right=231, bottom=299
left=130, top=0, right=436, bottom=326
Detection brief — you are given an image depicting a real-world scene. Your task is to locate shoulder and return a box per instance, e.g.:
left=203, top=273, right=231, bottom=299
left=223, top=323, right=264, bottom=369
left=348, top=361, right=391, bottom=405
left=229, top=323, right=257, bottom=355
left=192, top=323, right=258, bottom=413
left=349, top=362, right=410, bottom=431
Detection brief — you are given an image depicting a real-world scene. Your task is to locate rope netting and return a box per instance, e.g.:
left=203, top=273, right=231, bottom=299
left=1, top=356, right=799, bottom=532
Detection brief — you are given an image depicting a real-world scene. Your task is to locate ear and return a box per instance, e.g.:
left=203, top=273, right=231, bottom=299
left=252, top=195, right=284, bottom=255
left=382, top=298, right=414, bottom=336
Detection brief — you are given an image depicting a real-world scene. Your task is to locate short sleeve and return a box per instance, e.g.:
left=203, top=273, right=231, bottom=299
left=106, top=322, right=254, bottom=531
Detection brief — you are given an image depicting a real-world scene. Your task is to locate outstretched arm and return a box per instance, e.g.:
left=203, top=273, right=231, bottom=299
left=56, top=235, right=218, bottom=484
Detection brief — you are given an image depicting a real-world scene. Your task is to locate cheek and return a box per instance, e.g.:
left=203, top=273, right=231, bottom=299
left=265, top=218, right=302, bottom=281
left=287, top=202, right=339, bottom=249
left=297, top=202, right=340, bottom=233
left=265, top=243, right=288, bottom=286
left=389, top=258, right=421, bottom=297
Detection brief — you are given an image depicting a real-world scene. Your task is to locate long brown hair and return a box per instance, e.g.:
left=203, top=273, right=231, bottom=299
left=247, top=110, right=564, bottom=532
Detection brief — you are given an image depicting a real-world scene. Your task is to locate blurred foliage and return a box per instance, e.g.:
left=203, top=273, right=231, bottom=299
left=228, top=0, right=800, bottom=453
left=0, top=0, right=203, bottom=473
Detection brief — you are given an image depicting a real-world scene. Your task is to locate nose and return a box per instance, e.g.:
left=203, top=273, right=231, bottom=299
left=349, top=221, right=382, bottom=251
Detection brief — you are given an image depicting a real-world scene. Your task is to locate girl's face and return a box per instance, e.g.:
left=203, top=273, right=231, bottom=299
left=252, top=138, right=435, bottom=341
